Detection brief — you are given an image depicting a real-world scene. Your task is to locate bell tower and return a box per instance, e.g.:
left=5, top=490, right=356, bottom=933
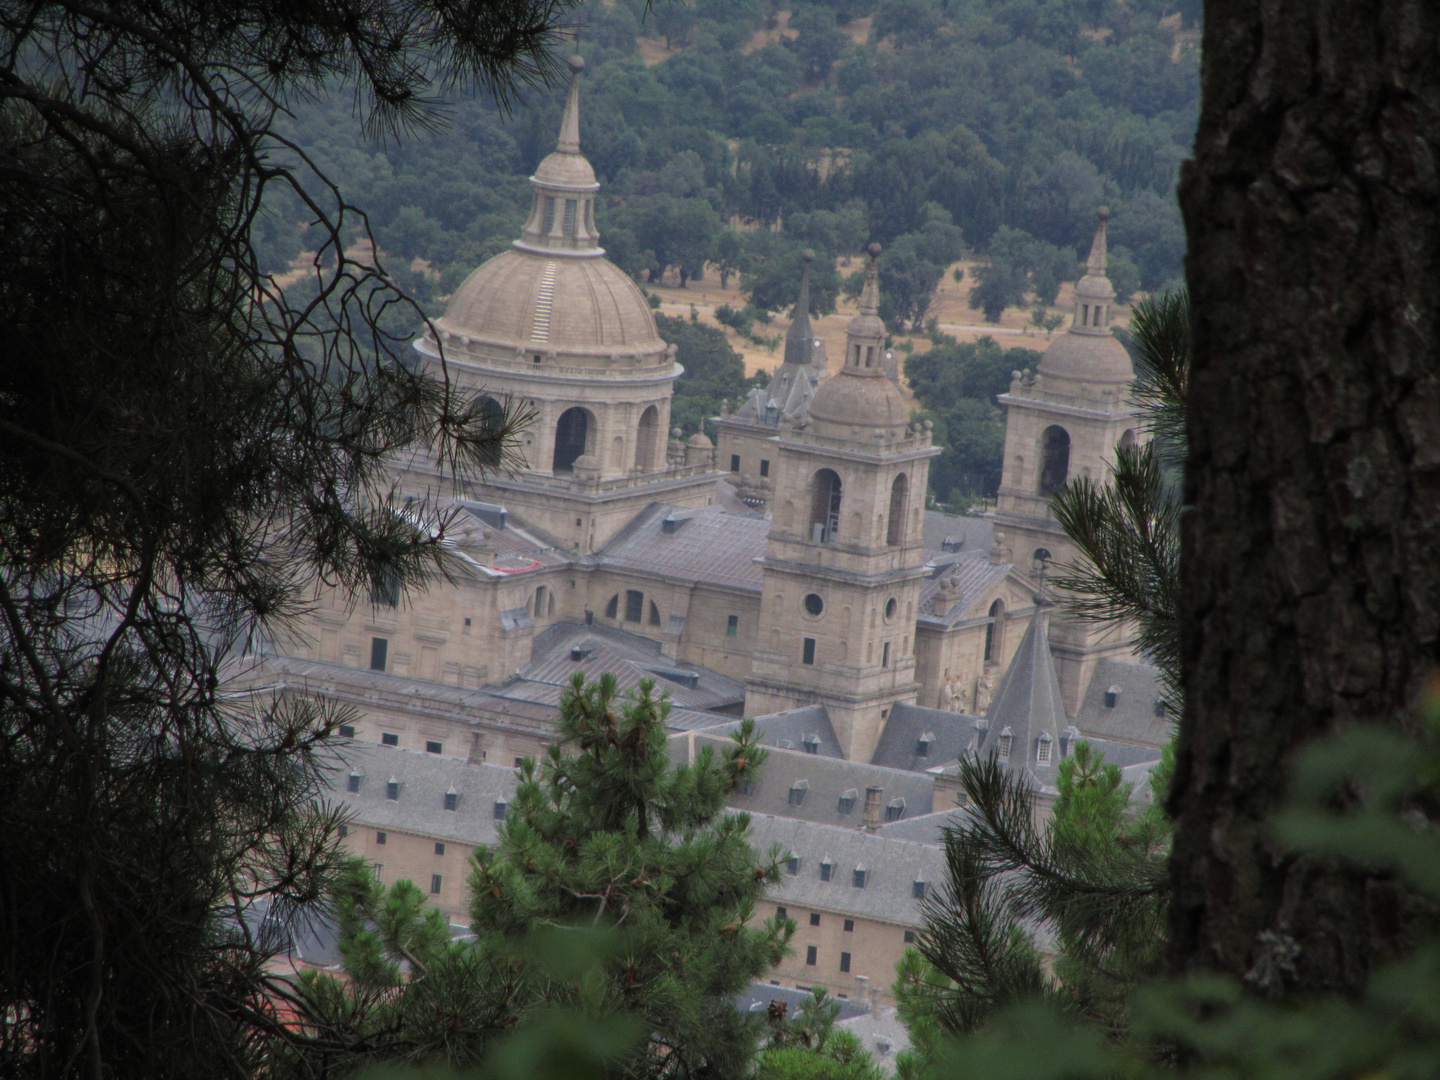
left=990, top=208, right=1145, bottom=709
left=746, top=246, right=942, bottom=762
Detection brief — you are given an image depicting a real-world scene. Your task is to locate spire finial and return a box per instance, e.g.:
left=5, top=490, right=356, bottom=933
left=859, top=242, right=881, bottom=317
left=783, top=250, right=816, bottom=366
left=1086, top=206, right=1110, bottom=276
left=555, top=54, right=585, bottom=154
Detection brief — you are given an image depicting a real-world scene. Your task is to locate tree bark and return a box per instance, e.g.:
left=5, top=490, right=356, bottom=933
left=1173, top=1, right=1440, bottom=992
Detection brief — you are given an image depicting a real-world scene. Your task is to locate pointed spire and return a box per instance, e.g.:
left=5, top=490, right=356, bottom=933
left=1085, top=205, right=1109, bottom=276
left=980, top=607, right=1067, bottom=776
left=858, top=241, right=881, bottom=316
left=555, top=54, right=584, bottom=154
left=783, top=250, right=816, bottom=366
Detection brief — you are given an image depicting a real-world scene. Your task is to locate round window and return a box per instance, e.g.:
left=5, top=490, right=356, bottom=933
left=884, top=597, right=898, bottom=620
left=803, top=593, right=825, bottom=617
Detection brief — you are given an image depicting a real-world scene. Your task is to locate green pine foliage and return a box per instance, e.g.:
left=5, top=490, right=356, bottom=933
left=756, top=989, right=884, bottom=1080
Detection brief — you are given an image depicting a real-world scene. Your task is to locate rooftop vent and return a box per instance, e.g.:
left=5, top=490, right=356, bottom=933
left=660, top=510, right=694, bottom=534
left=941, top=533, right=965, bottom=553
left=465, top=501, right=507, bottom=530
left=570, top=646, right=595, bottom=662
left=652, top=668, right=700, bottom=690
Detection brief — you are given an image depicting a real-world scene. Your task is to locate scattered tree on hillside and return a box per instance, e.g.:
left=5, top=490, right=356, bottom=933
left=657, top=313, right=763, bottom=439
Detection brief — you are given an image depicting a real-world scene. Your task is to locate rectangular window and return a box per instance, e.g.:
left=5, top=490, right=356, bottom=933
left=787, top=857, right=800, bottom=875
left=347, top=773, right=361, bottom=793
left=373, top=863, right=383, bottom=881
left=904, top=930, right=916, bottom=943
left=541, top=196, right=555, bottom=234
left=820, top=862, right=833, bottom=882
left=806, top=945, right=817, bottom=966
left=370, top=637, right=388, bottom=672
left=435, top=842, right=445, bottom=856
left=369, top=574, right=399, bottom=608
left=425, top=740, right=442, bottom=755
left=913, top=881, right=928, bottom=899
left=726, top=614, right=739, bottom=637
left=853, top=869, right=867, bottom=888
left=788, top=785, right=806, bottom=806
left=730, top=454, right=740, bottom=472
left=882, top=641, right=890, bottom=667
left=381, top=732, right=399, bottom=747
left=844, top=919, right=854, bottom=932
left=444, top=791, right=458, bottom=812
left=515, top=756, right=525, bottom=767
left=493, top=800, right=508, bottom=820
left=339, top=724, right=356, bottom=738
left=624, top=590, right=644, bottom=623
left=386, top=781, right=399, bottom=801
left=802, top=638, right=815, bottom=665
left=809, top=913, right=821, bottom=927
left=562, top=198, right=577, bottom=236
left=376, top=831, right=387, bottom=845
left=840, top=952, right=851, bottom=973
left=776, top=906, right=787, bottom=920
left=430, top=874, right=443, bottom=895
left=1037, top=739, right=1051, bottom=765
left=759, top=458, right=770, bottom=477
left=338, top=824, right=348, bottom=838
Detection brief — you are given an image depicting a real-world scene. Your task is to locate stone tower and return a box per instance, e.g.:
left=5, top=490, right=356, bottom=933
left=406, top=55, right=717, bottom=551
left=746, top=245, right=942, bottom=762
left=989, top=209, right=1145, bottom=709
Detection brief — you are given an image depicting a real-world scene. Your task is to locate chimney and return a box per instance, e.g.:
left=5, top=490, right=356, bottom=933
left=854, top=974, right=871, bottom=1010
left=862, top=786, right=883, bottom=827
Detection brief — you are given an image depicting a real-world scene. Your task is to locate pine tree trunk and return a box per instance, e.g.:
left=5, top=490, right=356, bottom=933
left=1172, top=1, right=1440, bottom=993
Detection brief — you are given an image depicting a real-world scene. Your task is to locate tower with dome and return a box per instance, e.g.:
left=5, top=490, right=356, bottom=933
left=403, top=55, right=718, bottom=552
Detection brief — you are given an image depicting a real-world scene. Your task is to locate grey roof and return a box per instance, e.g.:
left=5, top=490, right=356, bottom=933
left=872, top=806, right=977, bottom=846
left=595, top=503, right=769, bottom=592
left=870, top=702, right=981, bottom=772
left=506, top=622, right=745, bottom=715
left=679, top=735, right=935, bottom=826
left=916, top=552, right=1015, bottom=627
left=696, top=704, right=844, bottom=758
left=714, top=478, right=766, bottom=517
left=1075, top=658, right=1174, bottom=749
left=321, top=742, right=520, bottom=846
left=921, top=511, right=994, bottom=557
left=735, top=982, right=870, bottom=1021
left=965, top=609, right=1069, bottom=791
left=746, top=813, right=947, bottom=926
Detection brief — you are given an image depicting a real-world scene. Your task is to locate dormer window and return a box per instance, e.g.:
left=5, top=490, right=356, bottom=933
left=386, top=778, right=399, bottom=801
left=853, top=867, right=868, bottom=889
left=913, top=880, right=928, bottom=900
left=803, top=733, right=820, bottom=754
left=1036, top=733, right=1053, bottom=765
left=492, top=799, right=508, bottom=820
left=788, top=779, right=809, bottom=806
left=347, top=772, right=362, bottom=793
left=885, top=797, right=906, bottom=821
left=997, top=727, right=1014, bottom=762
left=820, top=859, right=833, bottom=882
left=916, top=733, right=934, bottom=758
left=838, top=788, right=857, bottom=815
left=443, top=789, right=458, bottom=811
left=1154, top=699, right=1168, bottom=718
left=1061, top=725, right=1080, bottom=758
left=787, top=856, right=800, bottom=876
left=1104, top=686, right=1121, bottom=709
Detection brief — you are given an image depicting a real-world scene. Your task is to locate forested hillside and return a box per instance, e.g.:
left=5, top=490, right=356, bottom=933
left=262, top=0, right=1197, bottom=317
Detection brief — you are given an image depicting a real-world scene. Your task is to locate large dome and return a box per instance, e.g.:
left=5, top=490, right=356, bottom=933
left=1037, top=330, right=1134, bottom=384
left=437, top=248, right=664, bottom=356
left=808, top=370, right=909, bottom=430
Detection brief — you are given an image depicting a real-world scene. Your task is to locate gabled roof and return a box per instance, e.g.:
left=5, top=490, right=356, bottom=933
left=594, top=503, right=769, bottom=592
left=673, top=736, right=935, bottom=827
left=870, top=702, right=981, bottom=772
left=921, top=510, right=994, bottom=557
left=321, top=742, right=520, bottom=847
left=916, top=552, right=1015, bottom=627
left=746, top=812, right=948, bottom=926
left=1075, top=658, right=1173, bottom=749
left=696, top=704, right=844, bottom=759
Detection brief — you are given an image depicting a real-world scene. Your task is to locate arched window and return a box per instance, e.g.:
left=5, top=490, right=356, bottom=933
left=984, top=599, right=1005, bottom=662
left=636, top=405, right=660, bottom=471
left=809, top=468, right=842, bottom=543
left=604, top=594, right=619, bottom=619
left=1119, top=428, right=1136, bottom=451
left=553, top=407, right=592, bottom=473
left=476, top=396, right=506, bottom=467
left=1039, top=425, right=1071, bottom=495
left=886, top=473, right=909, bottom=546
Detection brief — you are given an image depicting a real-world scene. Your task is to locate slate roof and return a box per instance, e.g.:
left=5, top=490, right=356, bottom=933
left=916, top=552, right=1015, bottom=627
left=921, top=511, right=994, bottom=557
left=964, top=608, right=1069, bottom=791
left=677, top=736, right=935, bottom=826
left=872, top=807, right=977, bottom=846
left=1075, top=658, right=1173, bottom=749
left=594, top=503, right=769, bottom=592
left=446, top=501, right=570, bottom=578
left=746, top=813, right=947, bottom=926
left=695, top=705, right=845, bottom=758
left=870, top=703, right=982, bottom=772
left=503, top=622, right=746, bottom=715
left=320, top=742, right=521, bottom=847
